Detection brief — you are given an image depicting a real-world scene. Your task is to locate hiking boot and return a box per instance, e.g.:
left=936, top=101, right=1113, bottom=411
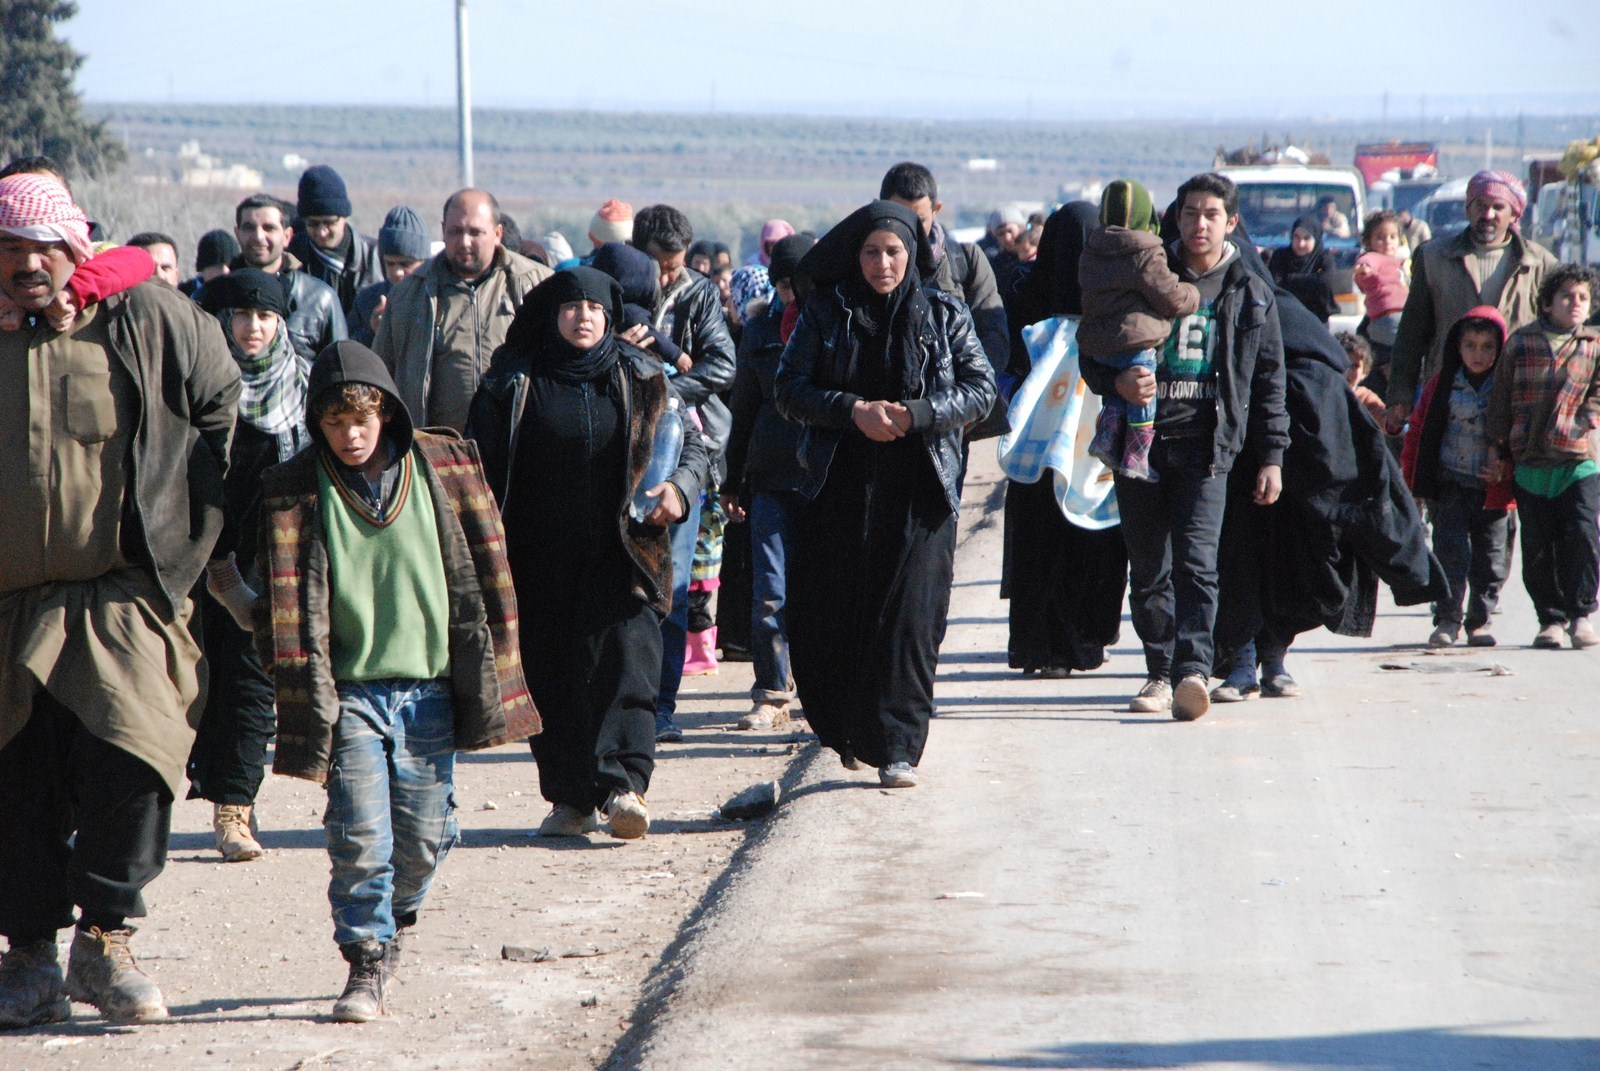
left=1260, top=673, right=1302, bottom=698
left=1465, top=627, right=1497, bottom=647
left=383, top=914, right=415, bottom=985
left=1087, top=406, right=1124, bottom=467
left=330, top=940, right=385, bottom=1023
left=214, top=803, right=264, bottom=862
left=1120, top=424, right=1156, bottom=481
left=1428, top=623, right=1460, bottom=648
left=1533, top=623, right=1567, bottom=649
left=0, top=938, right=70, bottom=1029
left=1128, top=678, right=1172, bottom=713
left=65, top=926, right=167, bottom=1024
left=1571, top=617, right=1600, bottom=649
left=737, top=700, right=792, bottom=731
left=653, top=713, right=683, bottom=744
left=878, top=762, right=918, bottom=788
left=538, top=804, right=599, bottom=837
left=1172, top=675, right=1211, bottom=721
left=604, top=789, right=649, bottom=840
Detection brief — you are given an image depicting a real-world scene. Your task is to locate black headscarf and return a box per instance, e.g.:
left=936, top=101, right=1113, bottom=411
left=1229, top=225, right=1348, bottom=373
left=199, top=267, right=288, bottom=318
left=502, top=266, right=626, bottom=385
left=1267, top=214, right=1330, bottom=280
left=799, top=200, right=933, bottom=398
left=1011, top=200, right=1098, bottom=322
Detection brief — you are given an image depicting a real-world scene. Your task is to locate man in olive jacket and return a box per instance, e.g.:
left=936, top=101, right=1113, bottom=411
left=1385, top=170, right=1558, bottom=425
left=373, top=188, right=551, bottom=432
left=0, top=174, right=239, bottom=1029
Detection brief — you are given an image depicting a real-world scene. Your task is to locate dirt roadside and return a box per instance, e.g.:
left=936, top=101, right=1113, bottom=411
left=0, top=649, right=808, bottom=1071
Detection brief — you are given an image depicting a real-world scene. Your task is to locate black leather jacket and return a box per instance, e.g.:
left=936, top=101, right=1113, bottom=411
left=202, top=252, right=349, bottom=361
left=288, top=229, right=385, bottom=319
left=774, top=284, right=996, bottom=511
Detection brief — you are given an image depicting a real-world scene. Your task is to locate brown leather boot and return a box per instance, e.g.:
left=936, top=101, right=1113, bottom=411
left=65, top=926, right=167, bottom=1024
left=0, top=938, right=70, bottom=1029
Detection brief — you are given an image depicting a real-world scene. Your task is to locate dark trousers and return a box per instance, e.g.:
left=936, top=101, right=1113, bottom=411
left=1114, top=437, right=1229, bottom=682
left=655, top=493, right=702, bottom=719
left=526, top=575, right=663, bottom=812
left=715, top=512, right=752, bottom=655
left=1428, top=478, right=1511, bottom=629
left=186, top=604, right=276, bottom=804
left=1516, top=473, right=1600, bottom=627
left=0, top=692, right=172, bottom=940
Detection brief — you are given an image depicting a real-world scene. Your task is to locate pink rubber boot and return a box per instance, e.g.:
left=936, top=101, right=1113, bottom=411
left=683, top=626, right=719, bottom=675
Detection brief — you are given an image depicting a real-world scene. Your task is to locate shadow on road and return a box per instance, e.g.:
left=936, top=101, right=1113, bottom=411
left=954, top=1027, right=1600, bottom=1069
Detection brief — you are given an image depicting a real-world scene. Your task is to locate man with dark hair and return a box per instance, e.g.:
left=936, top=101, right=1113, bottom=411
left=1080, top=171, right=1288, bottom=722
left=372, top=188, right=550, bottom=431
left=879, top=161, right=1010, bottom=394
left=125, top=232, right=179, bottom=288
left=1386, top=169, right=1558, bottom=428
left=205, top=193, right=347, bottom=361
left=0, top=173, right=239, bottom=1028
left=630, top=203, right=737, bottom=742
left=285, top=164, right=383, bottom=320
left=0, top=156, right=68, bottom=187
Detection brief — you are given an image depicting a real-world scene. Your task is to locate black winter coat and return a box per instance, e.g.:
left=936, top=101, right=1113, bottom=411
left=467, top=344, right=710, bottom=615
left=774, top=284, right=996, bottom=511
left=726, top=298, right=806, bottom=495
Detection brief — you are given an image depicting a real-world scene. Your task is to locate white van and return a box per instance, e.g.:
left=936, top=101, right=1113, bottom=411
left=1216, top=164, right=1368, bottom=333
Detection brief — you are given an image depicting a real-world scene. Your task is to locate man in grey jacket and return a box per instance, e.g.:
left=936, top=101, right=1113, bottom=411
left=373, top=188, right=551, bottom=432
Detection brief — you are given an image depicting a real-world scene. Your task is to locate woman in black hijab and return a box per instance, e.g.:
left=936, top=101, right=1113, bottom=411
left=775, top=201, right=995, bottom=787
left=468, top=267, right=709, bottom=839
left=1266, top=213, right=1338, bottom=323
left=999, top=202, right=1130, bottom=676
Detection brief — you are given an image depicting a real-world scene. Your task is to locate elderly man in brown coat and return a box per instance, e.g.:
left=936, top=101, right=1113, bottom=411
left=1385, top=170, right=1559, bottom=428
left=0, top=174, right=240, bottom=1028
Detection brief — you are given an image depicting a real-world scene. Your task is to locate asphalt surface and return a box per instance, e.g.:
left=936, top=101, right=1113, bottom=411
left=616, top=451, right=1600, bottom=1071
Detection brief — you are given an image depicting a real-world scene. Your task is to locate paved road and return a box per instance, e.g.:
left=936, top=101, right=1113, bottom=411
left=618, top=453, right=1600, bottom=1071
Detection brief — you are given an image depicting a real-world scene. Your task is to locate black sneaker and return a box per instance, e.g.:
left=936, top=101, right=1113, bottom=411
left=654, top=713, right=683, bottom=744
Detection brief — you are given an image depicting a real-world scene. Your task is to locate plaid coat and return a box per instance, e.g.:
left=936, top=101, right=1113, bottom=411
left=1487, top=322, right=1600, bottom=468
left=254, top=431, right=540, bottom=783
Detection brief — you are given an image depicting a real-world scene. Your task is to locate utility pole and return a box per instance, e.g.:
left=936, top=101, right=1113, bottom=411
left=456, top=0, right=474, bottom=188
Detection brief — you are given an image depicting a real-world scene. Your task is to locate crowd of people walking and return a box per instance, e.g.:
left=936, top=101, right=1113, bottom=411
left=0, top=149, right=1594, bottom=1028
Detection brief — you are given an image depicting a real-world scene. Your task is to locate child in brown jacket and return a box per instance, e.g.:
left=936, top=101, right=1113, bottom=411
left=1079, top=178, right=1200, bottom=479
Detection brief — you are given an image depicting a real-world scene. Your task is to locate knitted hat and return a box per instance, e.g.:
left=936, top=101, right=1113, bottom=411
left=767, top=232, right=816, bottom=284
left=377, top=205, right=431, bottom=260
left=199, top=267, right=288, bottom=318
left=588, top=198, right=633, bottom=247
left=988, top=205, right=1026, bottom=230
left=1466, top=170, right=1526, bottom=221
left=1099, top=179, right=1157, bottom=233
left=195, top=228, right=240, bottom=271
left=297, top=165, right=353, bottom=219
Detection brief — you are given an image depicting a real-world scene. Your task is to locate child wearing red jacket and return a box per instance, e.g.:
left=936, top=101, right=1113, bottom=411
left=1402, top=305, right=1515, bottom=647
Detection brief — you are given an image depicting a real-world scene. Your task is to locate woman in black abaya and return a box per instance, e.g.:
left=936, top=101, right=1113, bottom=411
left=1000, top=201, right=1130, bottom=676
left=775, top=201, right=995, bottom=788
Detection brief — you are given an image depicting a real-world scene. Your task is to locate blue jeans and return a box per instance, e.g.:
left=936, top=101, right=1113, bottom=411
left=656, top=492, right=703, bottom=720
left=749, top=491, right=798, bottom=702
left=1093, top=347, right=1158, bottom=426
left=325, top=679, right=458, bottom=946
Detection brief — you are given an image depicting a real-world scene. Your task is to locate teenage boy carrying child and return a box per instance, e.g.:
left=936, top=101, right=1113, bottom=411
left=1079, top=178, right=1200, bottom=479
left=253, top=340, right=539, bottom=1022
left=1401, top=305, right=1515, bottom=648
left=1486, top=265, right=1600, bottom=649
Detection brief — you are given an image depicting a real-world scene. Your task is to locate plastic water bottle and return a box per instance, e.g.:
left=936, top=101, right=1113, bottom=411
left=630, top=397, right=683, bottom=522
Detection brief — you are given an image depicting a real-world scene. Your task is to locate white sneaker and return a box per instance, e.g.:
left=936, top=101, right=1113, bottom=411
left=1172, top=675, right=1211, bottom=721
left=604, top=790, right=649, bottom=840
left=878, top=762, right=918, bottom=788
left=1128, top=678, right=1172, bottom=713
left=538, top=804, right=599, bottom=837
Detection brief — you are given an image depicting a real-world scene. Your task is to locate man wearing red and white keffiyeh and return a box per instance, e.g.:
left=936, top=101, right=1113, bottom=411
left=0, top=169, right=240, bottom=1031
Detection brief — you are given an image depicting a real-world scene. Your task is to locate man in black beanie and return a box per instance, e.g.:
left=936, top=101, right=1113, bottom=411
left=286, top=164, right=382, bottom=320
left=180, top=229, right=239, bottom=297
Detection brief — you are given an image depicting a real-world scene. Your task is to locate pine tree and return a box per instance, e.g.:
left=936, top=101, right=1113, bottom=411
left=0, top=0, right=123, bottom=177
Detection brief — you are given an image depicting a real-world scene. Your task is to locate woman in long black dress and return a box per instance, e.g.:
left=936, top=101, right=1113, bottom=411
left=1000, top=202, right=1129, bottom=676
left=774, top=201, right=995, bottom=788
left=469, top=268, right=708, bottom=839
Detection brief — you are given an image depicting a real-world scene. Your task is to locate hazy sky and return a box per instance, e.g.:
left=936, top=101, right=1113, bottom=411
left=64, top=0, right=1600, bottom=120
